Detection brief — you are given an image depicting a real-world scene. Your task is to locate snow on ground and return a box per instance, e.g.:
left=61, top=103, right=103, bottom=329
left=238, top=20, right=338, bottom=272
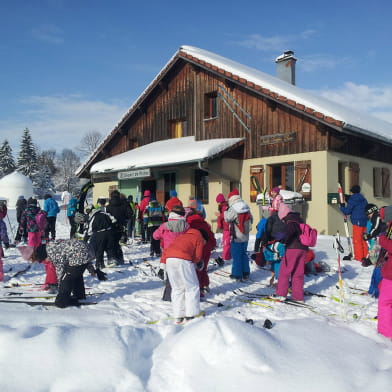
left=1, top=207, right=392, bottom=392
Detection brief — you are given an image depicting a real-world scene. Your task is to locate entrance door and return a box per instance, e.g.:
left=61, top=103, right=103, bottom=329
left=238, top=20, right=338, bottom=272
left=141, top=180, right=156, bottom=199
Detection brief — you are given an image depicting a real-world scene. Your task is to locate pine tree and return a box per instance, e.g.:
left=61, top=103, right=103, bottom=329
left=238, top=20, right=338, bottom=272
left=0, top=140, right=16, bottom=178
left=17, top=128, right=38, bottom=178
left=34, top=165, right=55, bottom=198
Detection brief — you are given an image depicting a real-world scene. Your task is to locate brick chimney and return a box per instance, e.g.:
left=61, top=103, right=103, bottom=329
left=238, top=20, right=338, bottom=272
left=275, top=50, right=297, bottom=85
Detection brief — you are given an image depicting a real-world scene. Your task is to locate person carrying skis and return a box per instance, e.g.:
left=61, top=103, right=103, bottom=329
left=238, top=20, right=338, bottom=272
left=43, top=193, right=60, bottom=241
left=274, top=203, right=308, bottom=301
left=224, top=189, right=253, bottom=280
left=340, top=185, right=368, bottom=261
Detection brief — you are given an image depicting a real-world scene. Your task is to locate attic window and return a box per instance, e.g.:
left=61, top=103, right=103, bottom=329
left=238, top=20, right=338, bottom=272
left=204, top=92, right=218, bottom=119
left=169, top=119, right=188, bottom=138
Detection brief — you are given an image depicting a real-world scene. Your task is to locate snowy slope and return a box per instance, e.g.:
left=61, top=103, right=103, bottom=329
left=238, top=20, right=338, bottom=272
left=0, top=208, right=391, bottom=392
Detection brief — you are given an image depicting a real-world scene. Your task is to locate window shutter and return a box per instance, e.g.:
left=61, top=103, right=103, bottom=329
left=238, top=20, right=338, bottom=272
left=250, top=165, right=264, bottom=202
left=382, top=168, right=391, bottom=197
left=295, top=161, right=311, bottom=200
left=349, top=162, right=360, bottom=189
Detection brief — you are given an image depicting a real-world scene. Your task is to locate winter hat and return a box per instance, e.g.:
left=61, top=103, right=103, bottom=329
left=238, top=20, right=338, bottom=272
left=365, top=203, right=378, bottom=216
left=171, top=205, right=185, bottom=216
left=216, top=193, right=225, bottom=203
left=143, top=190, right=151, bottom=197
left=278, top=203, right=293, bottom=220
left=169, top=190, right=177, bottom=198
left=228, top=188, right=240, bottom=199
left=27, top=197, right=37, bottom=206
left=18, top=195, right=25, bottom=200
left=188, top=197, right=198, bottom=209
left=168, top=211, right=185, bottom=220
left=271, top=187, right=281, bottom=194
left=44, top=194, right=52, bottom=200
left=350, top=185, right=361, bottom=194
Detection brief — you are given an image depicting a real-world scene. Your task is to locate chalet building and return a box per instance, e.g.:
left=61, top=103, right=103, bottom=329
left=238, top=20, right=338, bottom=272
left=76, top=46, right=392, bottom=235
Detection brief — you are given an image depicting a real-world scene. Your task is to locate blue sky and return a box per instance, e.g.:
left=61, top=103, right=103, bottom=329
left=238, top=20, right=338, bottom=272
left=1, top=0, right=392, bottom=155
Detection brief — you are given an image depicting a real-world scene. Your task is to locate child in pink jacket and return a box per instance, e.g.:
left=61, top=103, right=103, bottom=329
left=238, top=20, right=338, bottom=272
left=377, top=232, right=392, bottom=339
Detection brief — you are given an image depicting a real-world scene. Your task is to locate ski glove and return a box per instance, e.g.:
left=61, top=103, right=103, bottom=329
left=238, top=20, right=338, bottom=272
left=95, top=269, right=108, bottom=281
left=339, top=202, right=345, bottom=208
left=157, top=269, right=165, bottom=280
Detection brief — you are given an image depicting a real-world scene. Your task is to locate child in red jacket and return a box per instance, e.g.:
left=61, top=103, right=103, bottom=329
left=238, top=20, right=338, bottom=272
left=162, top=228, right=207, bottom=323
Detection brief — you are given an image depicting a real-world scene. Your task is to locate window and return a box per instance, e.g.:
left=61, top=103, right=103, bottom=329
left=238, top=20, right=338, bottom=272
left=373, top=167, right=390, bottom=197
left=270, top=163, right=294, bottom=191
left=195, top=169, right=209, bottom=204
left=204, top=92, right=218, bottom=119
left=169, top=119, right=188, bottom=138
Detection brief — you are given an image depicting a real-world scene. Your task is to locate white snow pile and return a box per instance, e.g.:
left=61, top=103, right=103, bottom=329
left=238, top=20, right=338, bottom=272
left=0, top=208, right=391, bottom=392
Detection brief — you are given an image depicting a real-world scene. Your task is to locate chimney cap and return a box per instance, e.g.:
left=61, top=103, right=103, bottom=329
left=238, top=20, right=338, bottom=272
left=275, top=50, right=297, bottom=63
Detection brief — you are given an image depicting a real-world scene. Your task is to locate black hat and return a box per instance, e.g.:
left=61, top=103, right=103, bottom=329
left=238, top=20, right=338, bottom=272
left=365, top=203, right=378, bottom=215
left=350, top=185, right=361, bottom=194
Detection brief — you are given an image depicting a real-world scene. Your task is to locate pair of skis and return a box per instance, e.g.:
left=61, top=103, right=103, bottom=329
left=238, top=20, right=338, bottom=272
left=337, top=183, right=353, bottom=260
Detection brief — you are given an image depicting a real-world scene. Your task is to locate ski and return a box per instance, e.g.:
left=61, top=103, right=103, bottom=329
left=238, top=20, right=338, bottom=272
left=146, top=311, right=206, bottom=325
left=0, top=299, right=97, bottom=307
left=337, top=182, right=353, bottom=260
left=237, top=298, right=273, bottom=309
left=11, top=264, right=32, bottom=278
left=334, top=233, right=345, bottom=303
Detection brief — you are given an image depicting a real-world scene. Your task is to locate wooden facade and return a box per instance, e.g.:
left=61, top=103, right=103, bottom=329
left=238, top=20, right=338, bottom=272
left=77, top=46, right=392, bottom=235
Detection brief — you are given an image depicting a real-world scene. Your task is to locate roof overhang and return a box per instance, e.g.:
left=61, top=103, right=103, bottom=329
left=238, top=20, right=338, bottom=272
left=90, top=136, right=244, bottom=175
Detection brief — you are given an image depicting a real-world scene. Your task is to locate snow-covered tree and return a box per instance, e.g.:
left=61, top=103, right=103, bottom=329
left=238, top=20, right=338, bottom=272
left=54, top=148, right=81, bottom=194
left=17, top=128, right=38, bottom=178
left=0, top=140, right=16, bottom=178
left=34, top=166, right=55, bottom=198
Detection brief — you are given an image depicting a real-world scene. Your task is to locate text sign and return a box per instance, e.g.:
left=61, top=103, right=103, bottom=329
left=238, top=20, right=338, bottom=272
left=118, top=168, right=151, bottom=180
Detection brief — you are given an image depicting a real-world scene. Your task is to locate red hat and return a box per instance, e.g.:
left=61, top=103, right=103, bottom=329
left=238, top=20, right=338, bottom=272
left=228, top=189, right=240, bottom=199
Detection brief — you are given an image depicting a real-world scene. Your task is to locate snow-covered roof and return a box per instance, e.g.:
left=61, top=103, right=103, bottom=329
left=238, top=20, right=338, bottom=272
left=180, top=45, right=392, bottom=143
left=90, top=136, right=244, bottom=174
left=77, top=45, right=392, bottom=178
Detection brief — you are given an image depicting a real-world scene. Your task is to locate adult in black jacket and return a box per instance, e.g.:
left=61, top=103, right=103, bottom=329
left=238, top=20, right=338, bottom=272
left=105, top=190, right=132, bottom=264
left=85, top=207, right=116, bottom=269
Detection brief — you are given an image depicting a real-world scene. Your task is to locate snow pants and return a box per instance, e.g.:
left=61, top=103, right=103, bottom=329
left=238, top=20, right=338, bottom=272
left=196, top=248, right=212, bottom=289
left=55, top=264, right=87, bottom=308
left=45, top=217, right=57, bottom=240
left=231, top=241, right=250, bottom=279
left=378, top=278, right=392, bottom=339
left=27, top=232, right=42, bottom=248
left=276, top=248, right=307, bottom=301
left=91, top=230, right=116, bottom=269
left=0, top=257, right=3, bottom=282
left=221, top=229, right=231, bottom=261
left=352, top=225, right=367, bottom=261
left=166, top=257, right=200, bottom=318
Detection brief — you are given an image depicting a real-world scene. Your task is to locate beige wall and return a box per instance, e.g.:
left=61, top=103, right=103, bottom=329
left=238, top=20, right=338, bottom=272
left=92, top=181, right=118, bottom=204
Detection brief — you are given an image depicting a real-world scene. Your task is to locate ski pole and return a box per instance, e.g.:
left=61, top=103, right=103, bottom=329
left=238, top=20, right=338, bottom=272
left=334, top=233, right=344, bottom=304
left=6, top=213, right=15, bottom=240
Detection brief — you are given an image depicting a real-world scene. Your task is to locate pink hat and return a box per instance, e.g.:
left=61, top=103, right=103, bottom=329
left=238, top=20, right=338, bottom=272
left=228, top=189, right=240, bottom=199
left=143, top=190, right=151, bottom=197
left=271, top=187, right=280, bottom=194
left=278, top=204, right=292, bottom=220
left=216, top=193, right=225, bottom=203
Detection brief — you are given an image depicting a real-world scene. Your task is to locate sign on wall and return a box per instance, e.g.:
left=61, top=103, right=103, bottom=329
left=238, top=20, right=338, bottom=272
left=118, top=168, right=151, bottom=180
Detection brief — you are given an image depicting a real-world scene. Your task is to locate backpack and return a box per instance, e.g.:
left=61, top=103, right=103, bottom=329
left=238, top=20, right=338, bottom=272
left=298, top=223, right=317, bottom=247
left=35, top=210, right=48, bottom=231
